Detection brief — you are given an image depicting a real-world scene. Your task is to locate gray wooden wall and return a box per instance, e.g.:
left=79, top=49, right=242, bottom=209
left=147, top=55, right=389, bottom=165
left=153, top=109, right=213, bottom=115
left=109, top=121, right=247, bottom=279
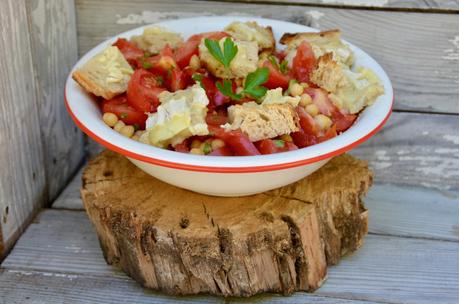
left=0, top=0, right=85, bottom=258
left=1, top=0, right=458, bottom=258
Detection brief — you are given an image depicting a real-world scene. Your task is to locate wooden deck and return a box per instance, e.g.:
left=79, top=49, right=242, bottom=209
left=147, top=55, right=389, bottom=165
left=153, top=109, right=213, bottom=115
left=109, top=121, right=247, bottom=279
left=1, top=0, right=459, bottom=303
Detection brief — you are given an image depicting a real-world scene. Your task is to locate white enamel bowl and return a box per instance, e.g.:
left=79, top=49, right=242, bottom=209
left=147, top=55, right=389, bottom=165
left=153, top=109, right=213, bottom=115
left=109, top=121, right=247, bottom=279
left=65, top=16, right=393, bottom=197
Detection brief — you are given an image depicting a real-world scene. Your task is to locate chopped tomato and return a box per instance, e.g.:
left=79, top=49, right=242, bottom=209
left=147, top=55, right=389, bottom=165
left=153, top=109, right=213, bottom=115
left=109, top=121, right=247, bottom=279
left=292, top=41, right=316, bottom=83
left=206, top=111, right=228, bottom=126
left=209, top=126, right=260, bottom=156
left=198, top=75, right=231, bottom=111
left=174, top=31, right=229, bottom=69
left=209, top=146, right=233, bottom=156
left=291, top=129, right=317, bottom=148
left=334, top=113, right=357, bottom=133
left=112, top=38, right=144, bottom=66
left=165, top=68, right=193, bottom=92
left=304, top=88, right=341, bottom=118
left=318, top=125, right=337, bottom=142
left=127, top=69, right=166, bottom=113
left=255, top=139, right=298, bottom=154
left=174, top=140, right=190, bottom=153
left=296, top=106, right=319, bottom=136
left=102, top=95, right=147, bottom=128
left=262, top=60, right=291, bottom=90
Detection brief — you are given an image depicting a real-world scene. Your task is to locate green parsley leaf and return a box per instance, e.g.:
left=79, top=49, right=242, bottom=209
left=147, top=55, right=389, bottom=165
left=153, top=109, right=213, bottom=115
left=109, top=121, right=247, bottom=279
left=192, top=73, right=204, bottom=88
left=243, top=67, right=269, bottom=99
left=204, top=37, right=238, bottom=68
left=279, top=60, right=288, bottom=74
left=274, top=140, right=285, bottom=148
left=202, top=142, right=212, bottom=155
left=141, top=61, right=153, bottom=69
left=216, top=80, right=242, bottom=100
left=120, top=112, right=128, bottom=119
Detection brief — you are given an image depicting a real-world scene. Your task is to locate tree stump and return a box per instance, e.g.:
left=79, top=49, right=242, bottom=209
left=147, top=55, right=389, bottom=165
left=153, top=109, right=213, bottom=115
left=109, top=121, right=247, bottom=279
left=81, top=151, right=372, bottom=297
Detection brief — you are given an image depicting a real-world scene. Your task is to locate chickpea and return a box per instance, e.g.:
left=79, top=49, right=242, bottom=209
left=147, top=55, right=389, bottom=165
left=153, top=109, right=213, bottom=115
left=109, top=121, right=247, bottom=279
left=190, top=148, right=204, bottom=155
left=305, top=104, right=319, bottom=116
left=314, top=114, right=332, bottom=131
left=280, top=134, right=293, bottom=142
left=211, top=139, right=225, bottom=150
left=113, top=120, right=125, bottom=132
left=289, top=83, right=304, bottom=97
left=131, top=135, right=140, bottom=141
left=299, top=94, right=313, bottom=107
left=120, top=125, right=135, bottom=138
left=102, top=112, right=118, bottom=127
left=191, top=139, right=202, bottom=149
left=189, top=54, right=201, bottom=70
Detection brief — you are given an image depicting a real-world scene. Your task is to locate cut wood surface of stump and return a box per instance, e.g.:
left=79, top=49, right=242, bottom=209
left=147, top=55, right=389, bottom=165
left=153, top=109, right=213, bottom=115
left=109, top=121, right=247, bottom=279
left=81, top=151, right=372, bottom=297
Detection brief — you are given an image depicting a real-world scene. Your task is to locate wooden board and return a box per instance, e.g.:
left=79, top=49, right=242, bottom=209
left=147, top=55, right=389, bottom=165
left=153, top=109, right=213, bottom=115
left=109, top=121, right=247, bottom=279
left=208, top=0, right=459, bottom=11
left=2, top=209, right=459, bottom=303
left=25, top=0, right=85, bottom=201
left=0, top=0, right=47, bottom=259
left=75, top=0, right=459, bottom=114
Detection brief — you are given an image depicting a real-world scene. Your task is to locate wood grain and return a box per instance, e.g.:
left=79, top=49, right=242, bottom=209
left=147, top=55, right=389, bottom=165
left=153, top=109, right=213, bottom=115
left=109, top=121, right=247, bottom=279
left=25, top=0, right=85, bottom=201
left=75, top=0, right=459, bottom=114
left=206, top=0, right=459, bottom=11
left=0, top=270, right=380, bottom=304
left=0, top=0, right=47, bottom=258
left=2, top=209, right=459, bottom=303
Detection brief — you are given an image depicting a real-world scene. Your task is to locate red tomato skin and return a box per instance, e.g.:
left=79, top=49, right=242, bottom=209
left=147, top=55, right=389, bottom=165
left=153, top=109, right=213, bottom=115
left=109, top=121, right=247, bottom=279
left=112, top=38, right=144, bottom=66
left=255, top=139, right=298, bottom=155
left=174, top=32, right=229, bottom=69
left=206, top=111, right=228, bottom=126
left=334, top=114, right=357, bottom=133
left=102, top=95, right=147, bottom=128
left=209, top=126, right=260, bottom=156
left=209, top=146, right=233, bottom=156
left=174, top=140, right=190, bottom=153
left=263, top=61, right=290, bottom=90
left=198, top=76, right=230, bottom=111
left=318, top=125, right=337, bottom=143
left=292, top=41, right=316, bottom=83
left=291, top=129, right=317, bottom=148
left=296, top=106, right=319, bottom=136
left=127, top=69, right=166, bottom=113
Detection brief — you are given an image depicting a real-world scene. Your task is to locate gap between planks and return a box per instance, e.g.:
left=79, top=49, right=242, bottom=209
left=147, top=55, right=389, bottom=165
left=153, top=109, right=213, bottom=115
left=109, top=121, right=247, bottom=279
left=1, top=209, right=459, bottom=304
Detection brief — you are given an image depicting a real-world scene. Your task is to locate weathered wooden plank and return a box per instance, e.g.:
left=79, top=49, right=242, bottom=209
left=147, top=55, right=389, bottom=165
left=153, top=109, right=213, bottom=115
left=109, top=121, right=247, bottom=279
left=0, top=0, right=47, bottom=258
left=52, top=167, right=84, bottom=209
left=350, top=112, right=459, bottom=191
left=0, top=270, right=380, bottom=304
left=208, top=0, right=459, bottom=11
left=2, top=210, right=459, bottom=303
left=75, top=0, right=459, bottom=114
left=25, top=0, right=85, bottom=201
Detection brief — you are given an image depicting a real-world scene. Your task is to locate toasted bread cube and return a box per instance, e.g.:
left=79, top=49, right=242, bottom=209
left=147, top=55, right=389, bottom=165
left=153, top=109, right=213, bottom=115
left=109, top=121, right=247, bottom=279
left=225, top=21, right=275, bottom=51
left=281, top=29, right=354, bottom=67
left=130, top=26, right=183, bottom=54
left=199, top=37, right=258, bottom=79
left=72, top=46, right=134, bottom=100
left=224, top=103, right=299, bottom=142
left=311, top=53, right=384, bottom=114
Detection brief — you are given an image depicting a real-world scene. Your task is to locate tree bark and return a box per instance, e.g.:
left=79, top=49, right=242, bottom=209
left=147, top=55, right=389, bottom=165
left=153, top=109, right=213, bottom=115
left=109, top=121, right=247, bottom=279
left=81, top=151, right=372, bottom=297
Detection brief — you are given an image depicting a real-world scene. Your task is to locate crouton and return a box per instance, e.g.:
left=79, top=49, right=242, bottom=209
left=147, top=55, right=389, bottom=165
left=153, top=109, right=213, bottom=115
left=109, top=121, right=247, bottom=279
left=311, top=53, right=384, bottom=114
left=224, top=103, right=299, bottom=142
left=199, top=37, right=258, bottom=79
left=262, top=88, right=301, bottom=107
left=130, top=26, right=183, bottom=54
left=280, top=29, right=354, bottom=67
left=72, top=46, right=134, bottom=100
left=225, top=21, right=275, bottom=51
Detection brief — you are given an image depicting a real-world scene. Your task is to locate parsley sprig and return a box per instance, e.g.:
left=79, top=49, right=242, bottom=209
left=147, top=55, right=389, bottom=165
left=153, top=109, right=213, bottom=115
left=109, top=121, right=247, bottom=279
left=268, top=55, right=288, bottom=74
left=204, top=37, right=238, bottom=68
left=216, top=67, right=269, bottom=101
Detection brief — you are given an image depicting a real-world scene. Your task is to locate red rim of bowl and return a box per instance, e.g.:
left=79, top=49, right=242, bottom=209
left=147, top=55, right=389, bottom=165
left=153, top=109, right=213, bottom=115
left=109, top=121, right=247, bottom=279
left=65, top=88, right=393, bottom=173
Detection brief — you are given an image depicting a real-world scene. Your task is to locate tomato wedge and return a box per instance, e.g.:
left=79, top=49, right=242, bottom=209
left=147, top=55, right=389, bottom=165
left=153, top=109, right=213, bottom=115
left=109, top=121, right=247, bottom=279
left=174, top=31, right=229, bottom=69
left=292, top=41, right=316, bottom=83
left=112, top=38, right=144, bottom=67
left=127, top=69, right=166, bottom=113
left=262, top=60, right=290, bottom=90
left=197, top=75, right=231, bottom=111
left=255, top=139, right=298, bottom=154
left=296, top=106, right=319, bottom=136
left=209, top=146, right=233, bottom=156
left=102, top=95, right=147, bottom=128
left=206, top=111, right=228, bottom=126
left=209, top=126, right=260, bottom=156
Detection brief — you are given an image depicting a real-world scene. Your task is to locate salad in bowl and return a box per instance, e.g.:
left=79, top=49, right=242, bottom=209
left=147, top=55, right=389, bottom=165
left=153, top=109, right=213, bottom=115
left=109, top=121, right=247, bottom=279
left=66, top=17, right=392, bottom=196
